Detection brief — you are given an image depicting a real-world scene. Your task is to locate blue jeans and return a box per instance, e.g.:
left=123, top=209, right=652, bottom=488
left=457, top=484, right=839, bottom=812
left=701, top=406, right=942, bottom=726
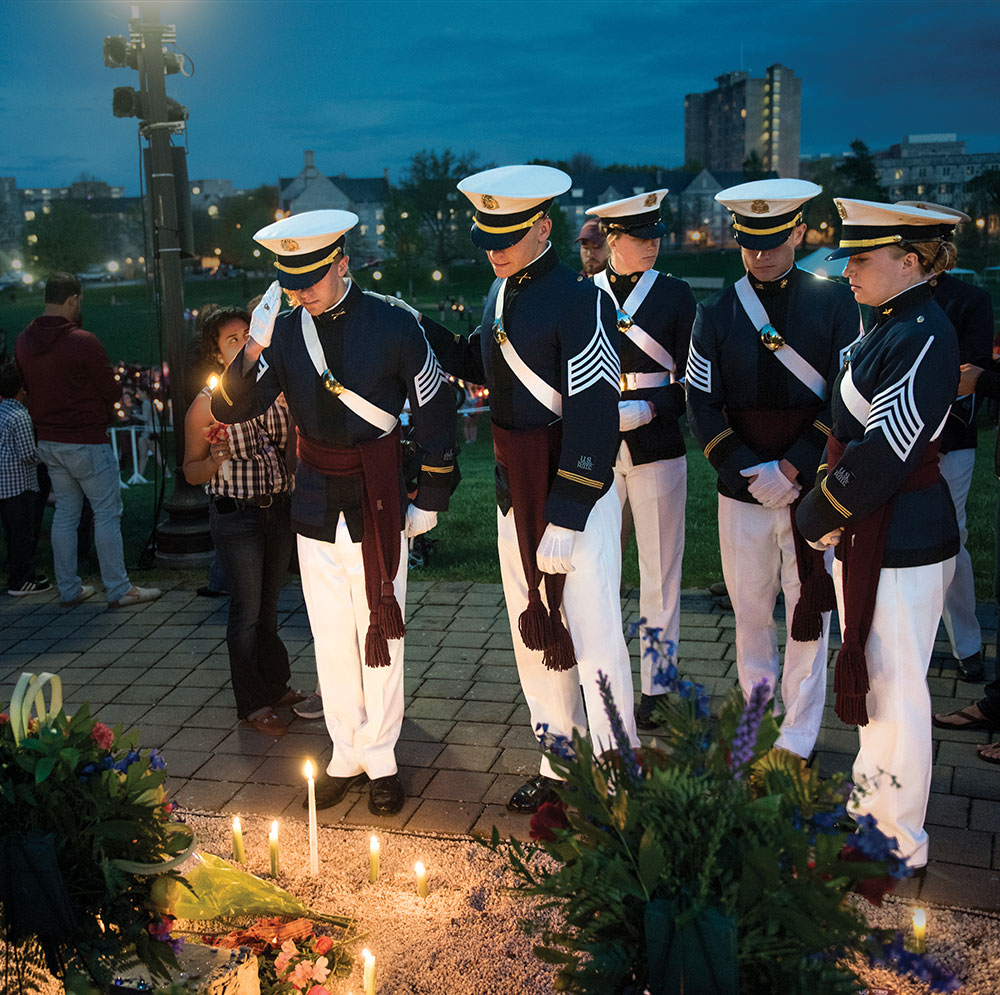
left=209, top=494, right=294, bottom=718
left=37, top=441, right=131, bottom=603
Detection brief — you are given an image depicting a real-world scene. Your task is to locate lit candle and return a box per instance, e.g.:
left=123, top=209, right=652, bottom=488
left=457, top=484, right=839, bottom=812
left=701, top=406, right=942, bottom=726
left=231, top=816, right=245, bottom=864
left=912, top=907, right=927, bottom=953
left=369, top=835, right=380, bottom=883
left=269, top=820, right=280, bottom=878
left=304, top=760, right=319, bottom=876
left=414, top=860, right=429, bottom=899
left=362, top=948, right=375, bottom=995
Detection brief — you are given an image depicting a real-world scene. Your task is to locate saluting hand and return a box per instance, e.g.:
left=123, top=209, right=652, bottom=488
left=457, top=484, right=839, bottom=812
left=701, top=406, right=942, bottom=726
left=249, top=280, right=282, bottom=349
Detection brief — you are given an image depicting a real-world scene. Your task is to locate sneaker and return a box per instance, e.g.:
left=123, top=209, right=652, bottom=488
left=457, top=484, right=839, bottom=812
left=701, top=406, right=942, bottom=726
left=110, top=586, right=163, bottom=608
left=60, top=584, right=96, bottom=607
left=293, top=693, right=324, bottom=720
left=8, top=578, right=53, bottom=597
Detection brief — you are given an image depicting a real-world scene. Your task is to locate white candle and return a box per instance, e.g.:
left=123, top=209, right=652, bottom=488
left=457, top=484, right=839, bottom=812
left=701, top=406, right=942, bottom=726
left=912, top=907, right=926, bottom=953
left=414, top=860, right=428, bottom=899
left=269, top=820, right=279, bottom=878
left=304, top=760, right=319, bottom=876
left=231, top=816, right=245, bottom=864
left=362, top=948, right=375, bottom=995
left=369, top=835, right=380, bottom=883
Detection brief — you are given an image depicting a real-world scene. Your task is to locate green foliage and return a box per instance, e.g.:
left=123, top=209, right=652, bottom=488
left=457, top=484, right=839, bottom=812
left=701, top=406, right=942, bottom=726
left=192, top=187, right=279, bottom=268
left=23, top=202, right=102, bottom=275
left=835, top=139, right=887, bottom=202
left=484, top=662, right=910, bottom=995
left=0, top=700, right=194, bottom=993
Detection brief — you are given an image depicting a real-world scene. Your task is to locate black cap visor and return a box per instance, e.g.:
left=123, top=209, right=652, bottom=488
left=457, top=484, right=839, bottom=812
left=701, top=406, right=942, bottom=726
left=826, top=222, right=955, bottom=260
left=470, top=200, right=552, bottom=250
left=273, top=238, right=345, bottom=290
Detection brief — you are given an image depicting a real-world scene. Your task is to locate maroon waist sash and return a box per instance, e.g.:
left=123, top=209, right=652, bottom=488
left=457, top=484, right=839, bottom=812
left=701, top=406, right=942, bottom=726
left=827, top=436, right=942, bottom=726
left=492, top=423, right=576, bottom=672
left=296, top=427, right=405, bottom=668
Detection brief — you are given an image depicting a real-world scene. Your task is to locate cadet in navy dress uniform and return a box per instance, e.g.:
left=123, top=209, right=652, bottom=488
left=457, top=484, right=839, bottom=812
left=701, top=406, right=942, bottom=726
left=213, top=210, right=457, bottom=816
left=687, top=179, right=860, bottom=760
left=586, top=190, right=695, bottom=730
left=797, top=199, right=961, bottom=868
left=897, top=202, right=994, bottom=682
left=425, top=165, right=639, bottom=813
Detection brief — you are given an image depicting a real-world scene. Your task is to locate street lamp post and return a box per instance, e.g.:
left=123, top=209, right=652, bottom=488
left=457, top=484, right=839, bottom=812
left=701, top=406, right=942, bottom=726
left=106, top=5, right=212, bottom=567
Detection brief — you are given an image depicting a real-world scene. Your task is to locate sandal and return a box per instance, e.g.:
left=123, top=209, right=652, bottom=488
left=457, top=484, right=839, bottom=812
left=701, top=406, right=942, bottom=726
left=977, top=742, right=1000, bottom=765
left=932, top=705, right=996, bottom=732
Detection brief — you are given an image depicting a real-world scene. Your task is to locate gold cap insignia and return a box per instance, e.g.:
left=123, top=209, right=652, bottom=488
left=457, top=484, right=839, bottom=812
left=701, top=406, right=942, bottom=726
left=750, top=200, right=770, bottom=214
left=280, top=239, right=300, bottom=252
left=480, top=194, right=498, bottom=210
left=836, top=202, right=848, bottom=220
left=644, top=193, right=658, bottom=207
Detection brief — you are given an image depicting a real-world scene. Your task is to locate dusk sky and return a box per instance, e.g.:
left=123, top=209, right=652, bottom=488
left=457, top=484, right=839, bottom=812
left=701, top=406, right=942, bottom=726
left=4, top=0, right=1000, bottom=194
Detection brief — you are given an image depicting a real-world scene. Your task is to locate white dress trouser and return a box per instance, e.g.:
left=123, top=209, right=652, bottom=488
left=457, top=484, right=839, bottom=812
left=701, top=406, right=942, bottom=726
left=718, top=494, right=830, bottom=758
left=835, top=556, right=955, bottom=867
left=499, top=487, right=640, bottom=780
left=939, top=448, right=981, bottom=660
left=614, top=444, right=686, bottom=694
left=297, top=517, right=407, bottom=780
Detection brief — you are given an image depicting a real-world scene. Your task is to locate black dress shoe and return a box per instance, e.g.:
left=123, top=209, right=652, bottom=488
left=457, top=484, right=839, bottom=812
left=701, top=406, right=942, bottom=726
left=368, top=774, right=405, bottom=815
left=305, top=771, right=367, bottom=810
left=957, top=651, right=985, bottom=682
left=507, top=774, right=562, bottom=813
left=635, top=692, right=665, bottom=731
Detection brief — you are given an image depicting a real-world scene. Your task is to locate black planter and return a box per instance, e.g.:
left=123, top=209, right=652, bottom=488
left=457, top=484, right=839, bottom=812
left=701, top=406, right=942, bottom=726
left=645, top=899, right=739, bottom=995
left=0, top=833, right=78, bottom=937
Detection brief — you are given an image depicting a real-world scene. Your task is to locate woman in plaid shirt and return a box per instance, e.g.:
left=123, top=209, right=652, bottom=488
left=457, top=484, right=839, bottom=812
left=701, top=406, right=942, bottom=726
left=183, top=307, right=303, bottom=736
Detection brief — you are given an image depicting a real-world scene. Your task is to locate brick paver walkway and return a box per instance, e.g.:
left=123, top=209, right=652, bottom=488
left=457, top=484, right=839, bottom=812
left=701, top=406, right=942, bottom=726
left=2, top=580, right=998, bottom=910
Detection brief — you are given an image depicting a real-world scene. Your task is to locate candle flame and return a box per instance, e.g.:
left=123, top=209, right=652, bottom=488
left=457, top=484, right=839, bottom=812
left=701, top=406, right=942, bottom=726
left=270, top=819, right=279, bottom=838
left=232, top=816, right=241, bottom=832
left=304, top=759, right=314, bottom=779
left=363, top=948, right=374, bottom=963
left=913, top=908, right=926, bottom=929
left=370, top=835, right=379, bottom=853
left=414, top=860, right=425, bottom=875
left=208, top=374, right=219, bottom=390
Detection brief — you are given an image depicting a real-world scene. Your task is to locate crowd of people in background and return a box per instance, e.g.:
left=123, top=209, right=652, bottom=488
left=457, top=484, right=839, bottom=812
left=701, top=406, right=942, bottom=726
left=1, top=164, right=997, bottom=876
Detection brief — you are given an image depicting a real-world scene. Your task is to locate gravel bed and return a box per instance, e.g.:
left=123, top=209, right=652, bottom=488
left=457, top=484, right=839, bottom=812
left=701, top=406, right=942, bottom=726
left=5, top=811, right=998, bottom=994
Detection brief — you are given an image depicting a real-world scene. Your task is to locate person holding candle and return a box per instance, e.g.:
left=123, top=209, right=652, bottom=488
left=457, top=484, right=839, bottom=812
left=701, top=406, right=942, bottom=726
left=215, top=211, right=457, bottom=816
left=184, top=305, right=301, bottom=736
left=796, top=199, right=962, bottom=871
left=585, top=190, right=695, bottom=730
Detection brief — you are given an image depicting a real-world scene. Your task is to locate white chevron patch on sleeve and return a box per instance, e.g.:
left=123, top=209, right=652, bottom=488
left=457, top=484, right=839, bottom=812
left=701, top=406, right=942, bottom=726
left=567, top=301, right=620, bottom=396
left=256, top=353, right=269, bottom=382
left=865, top=336, right=933, bottom=461
left=685, top=340, right=712, bottom=393
left=414, top=338, right=447, bottom=407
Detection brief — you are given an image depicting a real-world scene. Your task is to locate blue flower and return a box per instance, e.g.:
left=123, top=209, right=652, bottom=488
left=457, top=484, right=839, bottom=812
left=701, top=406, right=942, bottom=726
left=596, top=670, right=640, bottom=782
left=869, top=933, right=960, bottom=991
left=729, top=678, right=770, bottom=777
left=113, top=749, right=142, bottom=773
left=535, top=723, right=576, bottom=762
left=148, top=749, right=166, bottom=772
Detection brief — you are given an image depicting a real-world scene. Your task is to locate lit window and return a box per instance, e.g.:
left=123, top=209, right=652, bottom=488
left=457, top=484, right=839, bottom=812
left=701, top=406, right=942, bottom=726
left=572, top=188, right=583, bottom=198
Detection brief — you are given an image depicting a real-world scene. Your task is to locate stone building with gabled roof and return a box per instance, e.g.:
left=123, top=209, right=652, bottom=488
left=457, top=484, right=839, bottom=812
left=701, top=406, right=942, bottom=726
left=278, top=151, right=389, bottom=261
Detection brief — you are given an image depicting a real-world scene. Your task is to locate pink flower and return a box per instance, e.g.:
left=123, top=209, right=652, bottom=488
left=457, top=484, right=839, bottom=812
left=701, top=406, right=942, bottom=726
left=280, top=939, right=299, bottom=956
left=274, top=951, right=292, bottom=976
left=314, top=936, right=333, bottom=955
left=307, top=987, right=331, bottom=995
left=287, top=961, right=313, bottom=990
left=0, top=712, right=9, bottom=725
left=311, top=956, right=330, bottom=984
left=26, top=717, right=39, bottom=735
left=90, top=722, right=114, bottom=750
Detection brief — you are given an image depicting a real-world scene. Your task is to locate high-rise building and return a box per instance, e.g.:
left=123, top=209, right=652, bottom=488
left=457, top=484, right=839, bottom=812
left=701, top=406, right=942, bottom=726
left=685, top=64, right=801, bottom=178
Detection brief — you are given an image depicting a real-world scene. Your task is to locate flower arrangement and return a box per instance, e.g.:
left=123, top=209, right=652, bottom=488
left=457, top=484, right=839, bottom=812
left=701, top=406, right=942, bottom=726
left=486, top=626, right=959, bottom=995
left=1, top=673, right=194, bottom=994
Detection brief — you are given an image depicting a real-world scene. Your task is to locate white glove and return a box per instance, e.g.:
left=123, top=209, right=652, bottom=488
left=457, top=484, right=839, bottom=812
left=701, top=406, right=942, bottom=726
left=249, top=280, right=282, bottom=348
left=536, top=523, right=576, bottom=574
left=618, top=400, right=654, bottom=432
left=404, top=504, right=438, bottom=538
left=740, top=461, right=801, bottom=509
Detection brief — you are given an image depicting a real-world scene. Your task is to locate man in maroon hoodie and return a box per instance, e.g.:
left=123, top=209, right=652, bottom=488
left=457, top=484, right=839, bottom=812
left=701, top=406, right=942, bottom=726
left=16, top=273, right=160, bottom=608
